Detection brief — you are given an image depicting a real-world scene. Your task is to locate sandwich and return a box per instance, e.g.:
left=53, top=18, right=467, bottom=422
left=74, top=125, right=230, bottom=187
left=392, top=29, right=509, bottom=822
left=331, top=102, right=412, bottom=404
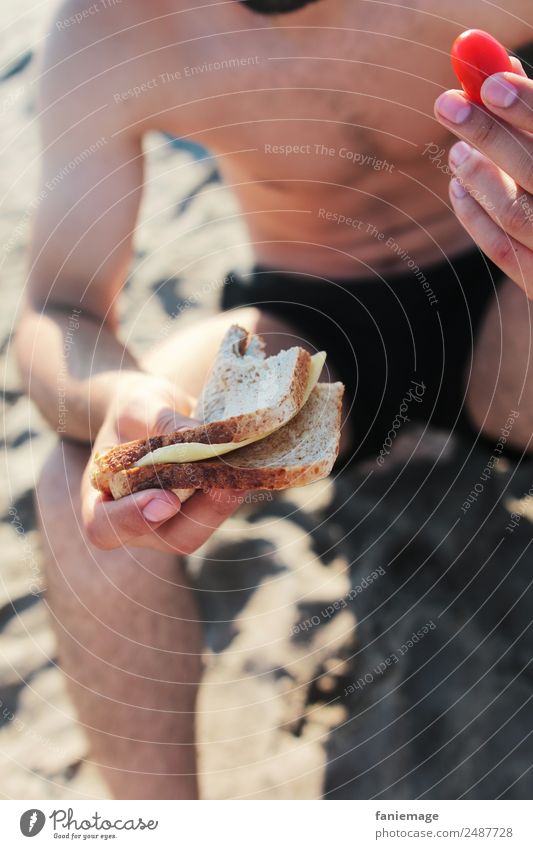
left=91, top=324, right=344, bottom=500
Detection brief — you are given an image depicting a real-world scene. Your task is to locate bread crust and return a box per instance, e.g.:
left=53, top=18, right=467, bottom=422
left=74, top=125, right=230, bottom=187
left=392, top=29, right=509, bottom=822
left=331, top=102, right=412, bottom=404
left=108, top=457, right=335, bottom=499
left=103, top=382, right=344, bottom=498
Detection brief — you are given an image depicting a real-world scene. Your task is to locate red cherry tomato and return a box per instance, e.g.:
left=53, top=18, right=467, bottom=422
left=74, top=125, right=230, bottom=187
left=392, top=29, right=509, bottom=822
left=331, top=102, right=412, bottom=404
left=451, top=29, right=513, bottom=104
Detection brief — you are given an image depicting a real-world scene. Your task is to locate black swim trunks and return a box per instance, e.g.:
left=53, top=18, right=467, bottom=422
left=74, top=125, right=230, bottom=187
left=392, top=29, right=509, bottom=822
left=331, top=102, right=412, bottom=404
left=221, top=249, right=505, bottom=461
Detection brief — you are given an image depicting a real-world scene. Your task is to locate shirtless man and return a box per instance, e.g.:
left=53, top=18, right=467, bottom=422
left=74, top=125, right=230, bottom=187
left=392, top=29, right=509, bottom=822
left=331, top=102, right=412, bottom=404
left=16, top=0, right=533, bottom=798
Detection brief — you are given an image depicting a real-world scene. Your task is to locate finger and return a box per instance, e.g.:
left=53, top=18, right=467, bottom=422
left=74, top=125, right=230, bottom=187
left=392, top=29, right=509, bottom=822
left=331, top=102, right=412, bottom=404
left=153, top=406, right=199, bottom=436
left=448, top=177, right=533, bottom=297
left=144, top=379, right=197, bottom=434
left=481, top=72, right=533, bottom=133
left=92, top=414, right=127, bottom=454
left=449, top=140, right=533, bottom=250
left=101, top=377, right=197, bottom=445
left=94, top=400, right=198, bottom=454
left=153, top=489, right=244, bottom=555
left=509, top=57, right=528, bottom=79
left=434, top=89, right=533, bottom=194
left=82, top=474, right=182, bottom=550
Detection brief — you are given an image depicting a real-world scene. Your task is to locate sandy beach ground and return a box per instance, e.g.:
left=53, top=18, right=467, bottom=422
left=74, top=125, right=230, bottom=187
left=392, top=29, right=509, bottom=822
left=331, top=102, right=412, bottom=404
left=1, top=1, right=533, bottom=800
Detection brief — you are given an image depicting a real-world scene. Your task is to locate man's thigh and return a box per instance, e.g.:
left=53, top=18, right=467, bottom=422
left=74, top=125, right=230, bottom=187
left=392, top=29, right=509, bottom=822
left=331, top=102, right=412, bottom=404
left=466, top=276, right=533, bottom=451
left=141, top=307, right=325, bottom=398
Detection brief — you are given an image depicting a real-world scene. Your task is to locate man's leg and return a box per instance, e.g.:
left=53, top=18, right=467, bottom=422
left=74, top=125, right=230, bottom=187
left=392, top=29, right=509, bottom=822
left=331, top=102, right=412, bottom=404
left=37, top=441, right=202, bottom=799
left=37, top=307, right=303, bottom=800
left=142, top=306, right=316, bottom=392
left=466, top=277, right=533, bottom=450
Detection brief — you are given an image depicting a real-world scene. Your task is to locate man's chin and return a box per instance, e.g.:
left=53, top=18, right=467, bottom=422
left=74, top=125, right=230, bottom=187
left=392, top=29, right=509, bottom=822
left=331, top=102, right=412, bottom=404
left=240, top=0, right=320, bottom=15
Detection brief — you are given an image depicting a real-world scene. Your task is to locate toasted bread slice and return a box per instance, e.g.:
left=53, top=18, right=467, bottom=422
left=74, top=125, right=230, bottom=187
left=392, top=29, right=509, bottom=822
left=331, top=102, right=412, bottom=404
left=195, top=325, right=311, bottom=437
left=106, top=382, right=343, bottom=498
left=91, top=325, right=311, bottom=494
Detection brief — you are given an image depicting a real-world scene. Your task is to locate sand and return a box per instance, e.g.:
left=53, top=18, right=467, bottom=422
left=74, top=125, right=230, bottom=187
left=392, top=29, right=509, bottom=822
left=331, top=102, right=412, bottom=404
left=1, top=1, right=533, bottom=800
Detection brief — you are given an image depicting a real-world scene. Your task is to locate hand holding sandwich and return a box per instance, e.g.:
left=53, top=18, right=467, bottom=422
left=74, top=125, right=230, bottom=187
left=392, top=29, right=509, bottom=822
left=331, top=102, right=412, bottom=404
left=88, top=326, right=344, bottom=554
left=82, top=372, right=242, bottom=553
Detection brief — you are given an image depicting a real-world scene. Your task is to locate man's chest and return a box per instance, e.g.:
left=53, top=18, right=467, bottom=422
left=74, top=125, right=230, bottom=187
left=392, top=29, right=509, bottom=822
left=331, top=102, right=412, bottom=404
left=138, top=0, right=530, bottom=175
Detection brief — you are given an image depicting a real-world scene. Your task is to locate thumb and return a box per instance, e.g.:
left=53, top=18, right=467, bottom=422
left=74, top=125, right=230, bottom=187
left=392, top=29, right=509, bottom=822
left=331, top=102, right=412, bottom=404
left=132, top=377, right=197, bottom=434
left=153, top=403, right=200, bottom=435
left=148, top=378, right=199, bottom=435
left=97, top=375, right=198, bottom=448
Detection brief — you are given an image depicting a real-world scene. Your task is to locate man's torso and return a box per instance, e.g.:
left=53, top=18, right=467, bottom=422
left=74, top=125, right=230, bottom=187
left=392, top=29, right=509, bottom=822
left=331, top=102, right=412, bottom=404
left=52, top=0, right=532, bottom=277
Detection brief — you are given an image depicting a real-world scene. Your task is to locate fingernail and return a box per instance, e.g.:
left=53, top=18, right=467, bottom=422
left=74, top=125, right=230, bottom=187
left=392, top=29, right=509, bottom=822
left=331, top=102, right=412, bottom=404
left=142, top=498, right=178, bottom=523
left=450, top=178, right=468, bottom=199
left=435, top=91, right=472, bottom=124
left=482, top=75, right=518, bottom=108
left=449, top=141, right=472, bottom=168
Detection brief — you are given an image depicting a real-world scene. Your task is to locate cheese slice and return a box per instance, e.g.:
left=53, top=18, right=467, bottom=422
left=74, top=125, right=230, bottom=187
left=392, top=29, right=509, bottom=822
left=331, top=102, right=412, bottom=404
left=136, top=351, right=326, bottom=467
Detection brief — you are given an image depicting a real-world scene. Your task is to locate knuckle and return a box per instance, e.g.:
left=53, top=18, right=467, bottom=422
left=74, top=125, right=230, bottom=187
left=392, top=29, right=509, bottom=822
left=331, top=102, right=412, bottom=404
left=153, top=402, right=195, bottom=435
left=83, top=516, right=109, bottom=549
left=207, top=490, right=240, bottom=517
left=118, top=508, right=148, bottom=538
left=492, top=235, right=517, bottom=267
left=518, top=153, right=533, bottom=194
left=471, top=116, right=498, bottom=149
left=154, top=407, right=182, bottom=434
left=113, top=409, right=148, bottom=443
left=163, top=532, right=195, bottom=556
left=502, top=196, right=532, bottom=236
left=176, top=540, right=195, bottom=556
left=462, top=152, right=485, bottom=184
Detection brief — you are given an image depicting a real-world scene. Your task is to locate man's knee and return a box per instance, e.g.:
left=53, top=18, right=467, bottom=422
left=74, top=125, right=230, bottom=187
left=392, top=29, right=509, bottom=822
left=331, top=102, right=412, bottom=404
left=465, top=395, right=530, bottom=452
left=467, top=278, right=533, bottom=453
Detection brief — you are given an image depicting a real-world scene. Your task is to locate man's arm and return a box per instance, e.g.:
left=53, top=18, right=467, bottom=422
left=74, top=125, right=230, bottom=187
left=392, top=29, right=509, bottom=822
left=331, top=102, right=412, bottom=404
left=16, top=16, right=145, bottom=441
left=16, top=12, right=241, bottom=554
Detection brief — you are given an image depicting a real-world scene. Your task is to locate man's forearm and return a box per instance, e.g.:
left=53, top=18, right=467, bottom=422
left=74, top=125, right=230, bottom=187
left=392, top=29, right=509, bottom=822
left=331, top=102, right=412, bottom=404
left=16, top=304, right=141, bottom=442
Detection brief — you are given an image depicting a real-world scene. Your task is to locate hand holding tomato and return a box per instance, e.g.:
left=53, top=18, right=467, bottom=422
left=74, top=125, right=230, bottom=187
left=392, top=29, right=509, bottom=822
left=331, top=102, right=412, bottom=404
left=435, top=29, right=533, bottom=298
